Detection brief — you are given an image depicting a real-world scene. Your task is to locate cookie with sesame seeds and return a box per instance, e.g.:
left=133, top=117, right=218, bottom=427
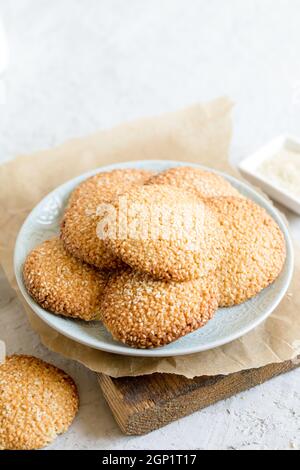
left=101, top=270, right=219, bottom=348
left=206, top=197, right=286, bottom=307
left=23, top=238, right=106, bottom=321
left=147, top=166, right=241, bottom=198
left=61, top=169, right=153, bottom=270
left=0, top=355, right=79, bottom=450
left=104, top=184, right=227, bottom=282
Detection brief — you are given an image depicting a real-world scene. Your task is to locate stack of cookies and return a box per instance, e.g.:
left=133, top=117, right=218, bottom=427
left=23, top=167, right=286, bottom=349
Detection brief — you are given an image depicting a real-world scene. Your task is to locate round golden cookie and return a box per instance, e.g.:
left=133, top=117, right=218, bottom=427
left=0, top=355, right=79, bottom=450
left=61, top=169, right=153, bottom=270
left=147, top=166, right=241, bottom=198
left=206, top=197, right=286, bottom=307
left=101, top=270, right=219, bottom=348
left=23, top=238, right=107, bottom=321
left=104, top=184, right=227, bottom=281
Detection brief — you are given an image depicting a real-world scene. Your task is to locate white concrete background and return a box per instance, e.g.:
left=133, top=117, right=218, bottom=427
left=0, top=0, right=300, bottom=450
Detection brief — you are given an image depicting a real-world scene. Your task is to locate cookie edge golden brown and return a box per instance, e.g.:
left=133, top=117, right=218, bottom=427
left=0, top=355, right=79, bottom=450
left=101, top=270, right=219, bottom=348
left=22, top=238, right=107, bottom=321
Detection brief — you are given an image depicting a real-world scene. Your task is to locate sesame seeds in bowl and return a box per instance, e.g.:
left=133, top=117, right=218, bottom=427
left=14, top=160, right=294, bottom=357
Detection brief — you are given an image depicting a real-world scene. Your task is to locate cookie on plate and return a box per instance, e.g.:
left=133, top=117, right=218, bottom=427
left=101, top=270, right=219, bottom=348
left=23, top=238, right=106, bottom=321
left=147, top=166, right=241, bottom=198
left=104, top=184, right=227, bottom=282
left=0, top=355, right=79, bottom=450
left=61, top=169, right=153, bottom=270
left=206, top=197, right=286, bottom=307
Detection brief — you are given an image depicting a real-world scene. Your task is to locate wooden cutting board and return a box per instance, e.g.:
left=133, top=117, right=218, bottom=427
left=98, top=357, right=300, bottom=435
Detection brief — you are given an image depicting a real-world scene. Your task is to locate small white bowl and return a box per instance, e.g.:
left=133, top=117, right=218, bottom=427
left=239, top=135, right=300, bottom=215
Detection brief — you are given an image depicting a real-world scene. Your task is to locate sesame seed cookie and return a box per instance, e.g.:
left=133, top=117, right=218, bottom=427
left=0, top=355, right=79, bottom=450
left=206, top=197, right=286, bottom=307
left=104, top=184, right=227, bottom=282
left=147, top=166, right=241, bottom=198
left=23, top=238, right=107, bottom=321
left=61, top=169, right=153, bottom=270
left=101, top=270, right=219, bottom=348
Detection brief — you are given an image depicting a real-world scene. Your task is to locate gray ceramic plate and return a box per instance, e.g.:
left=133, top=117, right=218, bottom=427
left=14, top=160, right=294, bottom=357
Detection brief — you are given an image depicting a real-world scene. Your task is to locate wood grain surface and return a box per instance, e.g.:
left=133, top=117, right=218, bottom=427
left=98, top=358, right=300, bottom=435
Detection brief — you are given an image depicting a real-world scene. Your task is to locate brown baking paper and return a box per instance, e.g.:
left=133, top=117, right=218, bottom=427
left=1, top=97, right=300, bottom=379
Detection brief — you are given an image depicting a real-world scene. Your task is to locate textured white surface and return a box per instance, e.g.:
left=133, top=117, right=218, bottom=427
left=0, top=0, right=300, bottom=450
